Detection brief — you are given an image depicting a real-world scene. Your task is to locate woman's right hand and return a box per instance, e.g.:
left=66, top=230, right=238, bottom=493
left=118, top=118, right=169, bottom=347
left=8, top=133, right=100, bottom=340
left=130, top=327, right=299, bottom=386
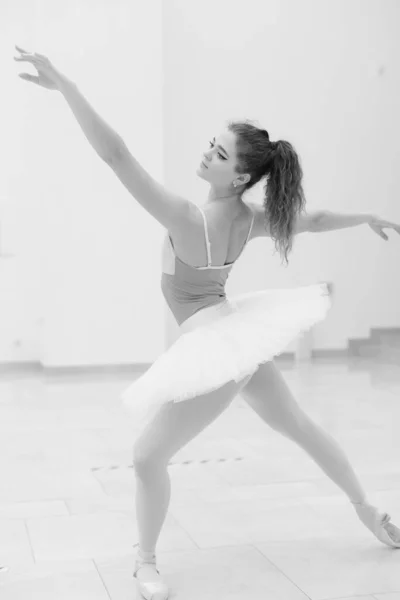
left=14, top=45, right=67, bottom=91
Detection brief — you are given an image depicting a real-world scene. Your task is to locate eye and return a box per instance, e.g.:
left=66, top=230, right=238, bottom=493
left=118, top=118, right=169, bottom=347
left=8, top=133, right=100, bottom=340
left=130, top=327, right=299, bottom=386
left=208, top=140, right=226, bottom=160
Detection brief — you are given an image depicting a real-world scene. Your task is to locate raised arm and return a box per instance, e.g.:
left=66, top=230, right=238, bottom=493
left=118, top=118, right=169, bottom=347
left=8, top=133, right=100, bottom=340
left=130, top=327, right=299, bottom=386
left=14, top=46, right=193, bottom=232
left=56, top=77, right=193, bottom=230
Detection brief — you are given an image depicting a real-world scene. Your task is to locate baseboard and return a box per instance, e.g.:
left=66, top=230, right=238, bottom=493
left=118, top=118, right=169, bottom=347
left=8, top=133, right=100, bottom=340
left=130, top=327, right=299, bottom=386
left=312, top=349, right=349, bottom=358
left=0, top=352, right=347, bottom=376
left=0, top=362, right=151, bottom=376
left=0, top=361, right=41, bottom=375
left=371, top=327, right=400, bottom=340
left=348, top=326, right=400, bottom=355
left=276, top=349, right=350, bottom=361
left=42, top=363, right=149, bottom=377
left=0, top=337, right=392, bottom=377
left=274, top=352, right=295, bottom=361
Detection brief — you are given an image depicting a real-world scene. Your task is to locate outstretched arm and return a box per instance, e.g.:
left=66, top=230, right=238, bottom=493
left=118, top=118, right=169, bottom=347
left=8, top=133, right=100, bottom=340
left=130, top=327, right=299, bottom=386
left=14, top=46, right=122, bottom=162
left=14, top=46, right=192, bottom=231
left=314, top=210, right=400, bottom=241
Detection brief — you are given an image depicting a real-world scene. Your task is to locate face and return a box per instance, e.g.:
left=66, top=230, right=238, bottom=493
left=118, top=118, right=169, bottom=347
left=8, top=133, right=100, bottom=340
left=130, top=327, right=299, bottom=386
left=196, top=129, right=250, bottom=190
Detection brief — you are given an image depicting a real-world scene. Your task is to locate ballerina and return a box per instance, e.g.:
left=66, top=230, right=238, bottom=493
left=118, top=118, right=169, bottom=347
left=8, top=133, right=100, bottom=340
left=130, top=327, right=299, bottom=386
left=15, top=46, right=400, bottom=600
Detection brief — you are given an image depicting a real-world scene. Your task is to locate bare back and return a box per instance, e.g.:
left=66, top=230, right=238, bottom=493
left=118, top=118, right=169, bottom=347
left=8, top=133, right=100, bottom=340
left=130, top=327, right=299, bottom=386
left=168, top=201, right=262, bottom=269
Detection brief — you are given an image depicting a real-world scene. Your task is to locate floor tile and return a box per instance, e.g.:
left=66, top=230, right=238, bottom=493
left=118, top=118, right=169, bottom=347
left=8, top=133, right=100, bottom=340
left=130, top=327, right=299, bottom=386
left=0, top=560, right=110, bottom=600
left=96, top=546, right=313, bottom=600
left=253, top=538, right=400, bottom=599
left=1, top=358, right=399, bottom=598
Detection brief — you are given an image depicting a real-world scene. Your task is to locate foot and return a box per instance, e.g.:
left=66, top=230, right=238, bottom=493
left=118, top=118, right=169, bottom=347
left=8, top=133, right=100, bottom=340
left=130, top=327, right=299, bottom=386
left=133, top=543, right=169, bottom=600
left=352, top=500, right=400, bottom=548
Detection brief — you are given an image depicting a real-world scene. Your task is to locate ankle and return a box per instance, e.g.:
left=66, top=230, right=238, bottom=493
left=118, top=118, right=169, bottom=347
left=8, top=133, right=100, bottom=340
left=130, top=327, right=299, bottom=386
left=350, top=496, right=368, bottom=506
left=133, top=542, right=156, bottom=560
left=138, top=547, right=156, bottom=559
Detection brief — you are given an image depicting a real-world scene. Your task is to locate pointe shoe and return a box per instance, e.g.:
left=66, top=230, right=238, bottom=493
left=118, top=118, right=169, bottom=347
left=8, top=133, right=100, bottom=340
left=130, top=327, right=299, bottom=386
left=351, top=500, right=400, bottom=548
left=133, top=543, right=169, bottom=600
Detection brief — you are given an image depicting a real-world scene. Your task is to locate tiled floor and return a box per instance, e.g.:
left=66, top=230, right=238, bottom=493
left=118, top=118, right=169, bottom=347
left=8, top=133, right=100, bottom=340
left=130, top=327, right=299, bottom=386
left=0, top=357, right=399, bottom=599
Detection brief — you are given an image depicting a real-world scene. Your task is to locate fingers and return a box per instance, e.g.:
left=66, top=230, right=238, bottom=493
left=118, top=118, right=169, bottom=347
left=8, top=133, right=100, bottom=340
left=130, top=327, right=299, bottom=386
left=377, top=227, right=389, bottom=240
left=14, top=54, right=39, bottom=64
left=383, top=223, right=400, bottom=236
left=375, top=220, right=400, bottom=237
left=14, top=45, right=35, bottom=60
left=15, top=44, right=29, bottom=54
left=14, top=45, right=47, bottom=64
left=14, top=55, right=32, bottom=62
left=382, top=221, right=400, bottom=231
left=372, top=225, right=389, bottom=241
left=18, top=73, right=40, bottom=84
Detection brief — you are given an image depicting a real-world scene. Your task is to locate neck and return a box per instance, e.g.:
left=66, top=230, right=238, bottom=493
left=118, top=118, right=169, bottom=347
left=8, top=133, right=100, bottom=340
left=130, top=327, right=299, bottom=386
left=207, top=188, right=243, bottom=204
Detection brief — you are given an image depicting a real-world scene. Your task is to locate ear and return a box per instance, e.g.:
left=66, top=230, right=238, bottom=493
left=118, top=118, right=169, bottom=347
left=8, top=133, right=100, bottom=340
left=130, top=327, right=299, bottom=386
left=238, top=173, right=251, bottom=186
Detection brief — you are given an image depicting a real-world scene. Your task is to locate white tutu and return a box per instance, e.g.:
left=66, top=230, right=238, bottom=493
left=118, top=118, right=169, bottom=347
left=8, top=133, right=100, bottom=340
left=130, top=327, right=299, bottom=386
left=122, top=282, right=332, bottom=427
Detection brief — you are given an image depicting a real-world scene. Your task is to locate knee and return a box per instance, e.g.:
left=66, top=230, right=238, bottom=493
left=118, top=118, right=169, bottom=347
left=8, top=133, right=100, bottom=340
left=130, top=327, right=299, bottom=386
left=268, top=411, right=311, bottom=438
left=132, top=446, right=167, bottom=477
left=282, top=413, right=315, bottom=440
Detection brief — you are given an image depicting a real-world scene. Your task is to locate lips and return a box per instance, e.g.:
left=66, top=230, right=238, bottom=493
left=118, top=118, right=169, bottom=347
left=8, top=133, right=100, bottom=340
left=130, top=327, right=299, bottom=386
left=201, top=161, right=208, bottom=169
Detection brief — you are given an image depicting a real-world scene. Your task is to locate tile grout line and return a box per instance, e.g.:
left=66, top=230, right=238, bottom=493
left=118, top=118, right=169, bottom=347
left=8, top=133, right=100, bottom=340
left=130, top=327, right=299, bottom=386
left=250, top=544, right=313, bottom=599
left=23, top=519, right=36, bottom=565
left=92, top=559, right=112, bottom=600
left=63, top=498, right=72, bottom=516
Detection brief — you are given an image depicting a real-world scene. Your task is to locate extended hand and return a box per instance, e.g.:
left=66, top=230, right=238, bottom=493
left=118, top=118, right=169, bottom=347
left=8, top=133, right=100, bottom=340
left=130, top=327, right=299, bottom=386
left=14, top=45, right=65, bottom=91
left=368, top=215, right=400, bottom=241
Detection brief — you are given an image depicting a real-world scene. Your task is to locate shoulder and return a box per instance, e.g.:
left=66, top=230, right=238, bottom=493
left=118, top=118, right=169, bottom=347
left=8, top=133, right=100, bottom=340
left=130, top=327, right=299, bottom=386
left=247, top=202, right=270, bottom=239
left=181, top=199, right=269, bottom=239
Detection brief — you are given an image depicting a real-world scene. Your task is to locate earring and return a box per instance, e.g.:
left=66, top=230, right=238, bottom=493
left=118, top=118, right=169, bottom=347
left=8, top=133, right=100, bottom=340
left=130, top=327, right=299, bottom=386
left=233, top=181, right=237, bottom=188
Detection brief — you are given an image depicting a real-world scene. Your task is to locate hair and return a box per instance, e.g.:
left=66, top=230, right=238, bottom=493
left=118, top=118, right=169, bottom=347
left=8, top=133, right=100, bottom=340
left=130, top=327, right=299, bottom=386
left=227, top=119, right=306, bottom=266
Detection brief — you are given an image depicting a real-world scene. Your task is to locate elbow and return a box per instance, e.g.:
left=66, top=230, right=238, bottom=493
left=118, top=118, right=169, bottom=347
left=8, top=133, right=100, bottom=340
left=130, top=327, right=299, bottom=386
left=103, top=138, right=126, bottom=166
left=311, top=210, right=327, bottom=232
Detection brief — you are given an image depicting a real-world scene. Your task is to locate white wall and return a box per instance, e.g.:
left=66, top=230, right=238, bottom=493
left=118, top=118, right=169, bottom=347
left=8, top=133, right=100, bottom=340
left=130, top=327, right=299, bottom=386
left=163, top=0, right=400, bottom=351
left=2, top=0, right=166, bottom=366
left=1, top=0, right=399, bottom=366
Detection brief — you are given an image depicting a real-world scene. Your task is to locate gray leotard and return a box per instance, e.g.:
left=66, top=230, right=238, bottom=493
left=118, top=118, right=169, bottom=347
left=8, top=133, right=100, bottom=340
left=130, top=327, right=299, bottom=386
left=161, top=204, right=254, bottom=325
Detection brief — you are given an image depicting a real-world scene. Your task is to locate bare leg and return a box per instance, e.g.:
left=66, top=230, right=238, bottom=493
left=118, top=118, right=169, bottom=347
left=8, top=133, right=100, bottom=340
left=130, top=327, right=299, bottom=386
left=131, top=373, right=253, bottom=594
left=241, top=361, right=366, bottom=502
left=241, top=361, right=400, bottom=546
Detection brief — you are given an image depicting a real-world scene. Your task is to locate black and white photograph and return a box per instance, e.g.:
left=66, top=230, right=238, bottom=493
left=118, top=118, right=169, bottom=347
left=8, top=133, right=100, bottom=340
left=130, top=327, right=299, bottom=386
left=1, top=0, right=400, bottom=598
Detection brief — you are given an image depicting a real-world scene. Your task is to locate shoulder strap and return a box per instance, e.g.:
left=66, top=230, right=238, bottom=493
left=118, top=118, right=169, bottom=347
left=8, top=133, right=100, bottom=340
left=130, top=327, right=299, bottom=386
left=246, top=209, right=255, bottom=243
left=196, top=205, right=212, bottom=267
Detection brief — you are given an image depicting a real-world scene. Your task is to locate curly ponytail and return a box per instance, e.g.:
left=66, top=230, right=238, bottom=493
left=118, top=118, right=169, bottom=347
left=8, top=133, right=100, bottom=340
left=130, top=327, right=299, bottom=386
left=227, top=120, right=306, bottom=266
left=264, top=139, right=306, bottom=265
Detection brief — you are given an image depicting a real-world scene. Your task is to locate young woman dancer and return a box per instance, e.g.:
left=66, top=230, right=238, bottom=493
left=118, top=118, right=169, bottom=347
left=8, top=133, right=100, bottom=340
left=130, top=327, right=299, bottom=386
left=15, top=46, right=400, bottom=600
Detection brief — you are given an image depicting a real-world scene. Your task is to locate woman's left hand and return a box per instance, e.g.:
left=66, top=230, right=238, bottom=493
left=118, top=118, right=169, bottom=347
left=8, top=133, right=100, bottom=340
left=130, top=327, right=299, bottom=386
left=368, top=215, right=400, bottom=241
left=14, top=45, right=66, bottom=91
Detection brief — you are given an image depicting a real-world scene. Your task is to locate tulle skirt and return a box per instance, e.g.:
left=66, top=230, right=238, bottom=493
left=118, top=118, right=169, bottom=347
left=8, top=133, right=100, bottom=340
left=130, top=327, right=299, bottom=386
left=122, top=283, right=332, bottom=428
